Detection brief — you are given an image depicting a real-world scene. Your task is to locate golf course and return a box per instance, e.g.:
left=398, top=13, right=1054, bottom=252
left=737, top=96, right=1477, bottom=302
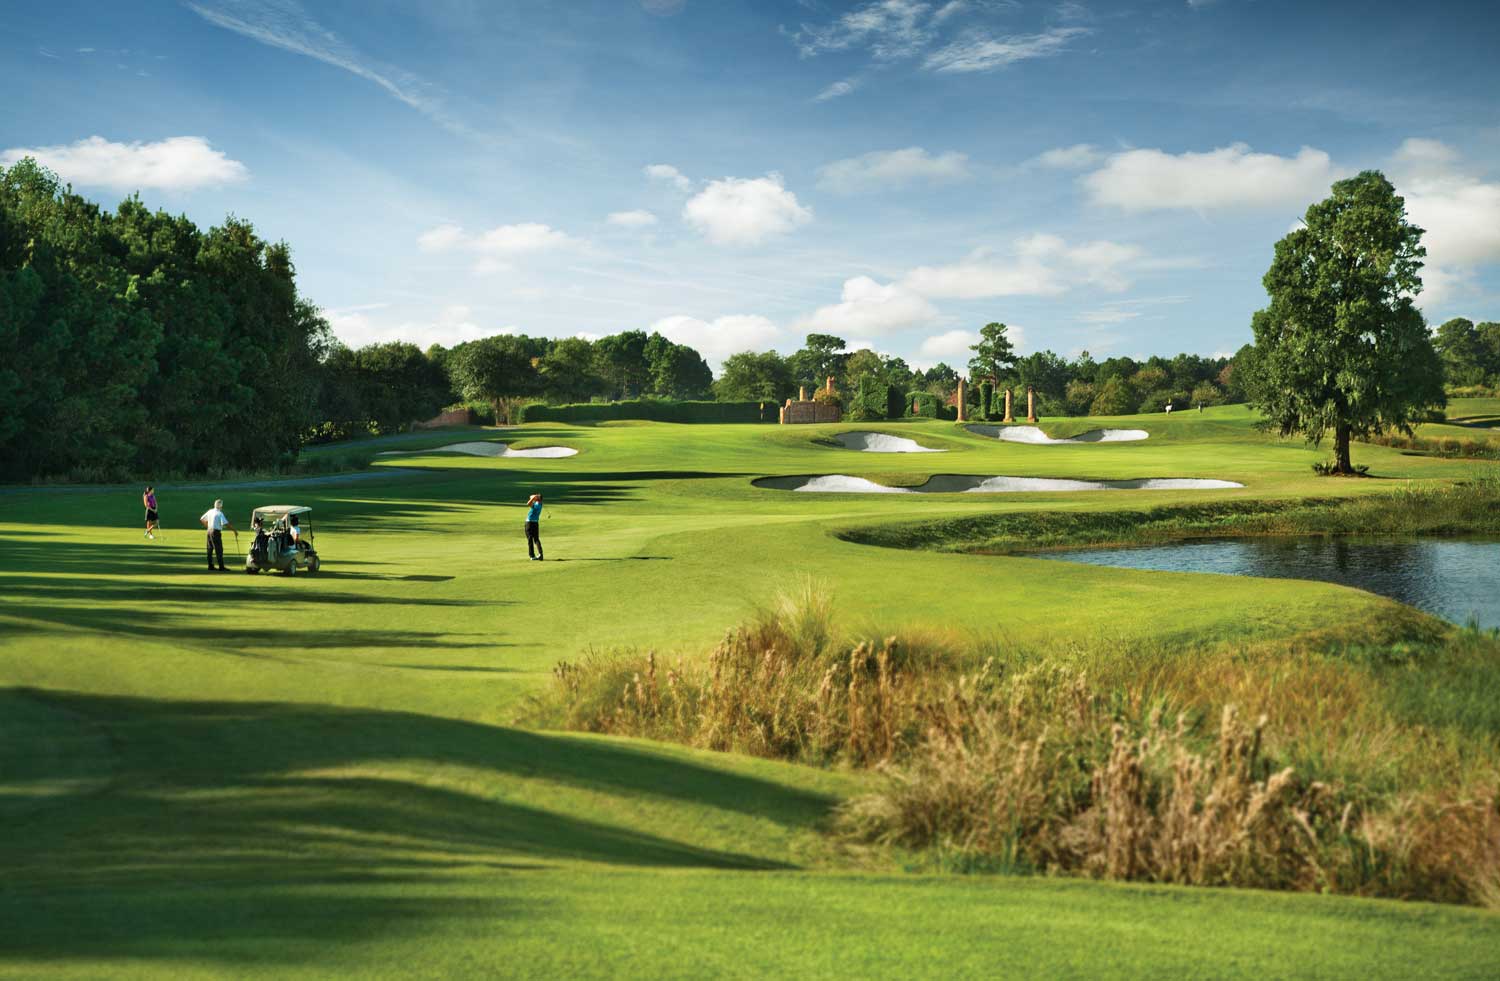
left=3, top=404, right=1500, bottom=978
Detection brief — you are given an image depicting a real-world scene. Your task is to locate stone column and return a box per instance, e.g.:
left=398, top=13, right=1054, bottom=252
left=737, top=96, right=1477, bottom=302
left=799, top=386, right=808, bottom=403
left=826, top=376, right=835, bottom=396
left=956, top=377, right=968, bottom=422
left=1026, top=386, right=1036, bottom=423
left=1002, top=388, right=1014, bottom=423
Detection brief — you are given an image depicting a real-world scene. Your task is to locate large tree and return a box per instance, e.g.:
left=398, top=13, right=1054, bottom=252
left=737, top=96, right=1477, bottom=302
left=967, top=322, right=1016, bottom=382
left=644, top=332, right=712, bottom=399
left=789, top=333, right=848, bottom=388
left=593, top=330, right=649, bottom=399
left=713, top=351, right=794, bottom=402
left=537, top=336, right=601, bottom=403
left=1434, top=317, right=1500, bottom=387
left=1248, top=171, right=1445, bottom=474
left=450, top=334, right=542, bottom=423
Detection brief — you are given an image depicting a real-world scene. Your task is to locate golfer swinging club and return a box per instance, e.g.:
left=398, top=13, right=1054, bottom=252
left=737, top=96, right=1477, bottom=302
left=143, top=485, right=159, bottom=540
left=525, top=493, right=544, bottom=561
left=199, top=498, right=236, bottom=572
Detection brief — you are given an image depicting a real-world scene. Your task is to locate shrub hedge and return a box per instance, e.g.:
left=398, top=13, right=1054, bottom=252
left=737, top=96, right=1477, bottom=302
left=907, top=392, right=941, bottom=418
left=516, top=399, right=777, bottom=424
left=884, top=384, right=905, bottom=421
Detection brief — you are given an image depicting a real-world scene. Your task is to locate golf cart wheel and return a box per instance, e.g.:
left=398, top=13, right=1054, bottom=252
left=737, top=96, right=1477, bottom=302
left=246, top=567, right=259, bottom=575
left=284, top=563, right=295, bottom=577
left=307, top=556, right=320, bottom=574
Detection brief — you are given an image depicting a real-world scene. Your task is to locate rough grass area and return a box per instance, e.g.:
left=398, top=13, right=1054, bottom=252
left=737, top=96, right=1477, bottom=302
left=531, top=586, right=1500, bottom=907
left=839, top=474, right=1500, bottom=554
left=1361, top=433, right=1500, bottom=460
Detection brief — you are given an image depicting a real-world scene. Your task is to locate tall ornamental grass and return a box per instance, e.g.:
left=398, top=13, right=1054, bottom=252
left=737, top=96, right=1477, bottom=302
left=528, top=583, right=1500, bottom=907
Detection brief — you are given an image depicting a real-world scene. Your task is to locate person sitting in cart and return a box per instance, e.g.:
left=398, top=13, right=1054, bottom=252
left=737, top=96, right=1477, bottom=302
left=288, top=513, right=304, bottom=550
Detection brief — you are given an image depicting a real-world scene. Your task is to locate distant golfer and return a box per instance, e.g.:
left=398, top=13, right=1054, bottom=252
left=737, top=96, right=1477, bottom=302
left=199, top=498, right=235, bottom=572
left=143, top=486, right=159, bottom=540
left=525, top=493, right=544, bottom=561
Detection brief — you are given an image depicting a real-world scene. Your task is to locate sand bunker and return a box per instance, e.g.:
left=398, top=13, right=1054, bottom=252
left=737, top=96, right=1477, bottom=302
left=756, top=474, right=1241, bottom=494
left=833, top=432, right=946, bottom=453
left=378, top=441, right=577, bottom=459
left=967, top=425, right=1149, bottom=444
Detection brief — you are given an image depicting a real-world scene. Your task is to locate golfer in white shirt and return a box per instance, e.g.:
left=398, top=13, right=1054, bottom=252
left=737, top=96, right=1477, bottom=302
left=199, top=499, right=236, bottom=571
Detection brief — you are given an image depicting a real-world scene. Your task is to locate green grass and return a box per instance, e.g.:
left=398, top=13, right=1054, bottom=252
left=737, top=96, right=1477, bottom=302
left=3, top=402, right=1499, bottom=977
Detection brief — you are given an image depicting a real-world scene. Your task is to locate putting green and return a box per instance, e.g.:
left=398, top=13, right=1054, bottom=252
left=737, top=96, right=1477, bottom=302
left=2, top=403, right=1498, bottom=978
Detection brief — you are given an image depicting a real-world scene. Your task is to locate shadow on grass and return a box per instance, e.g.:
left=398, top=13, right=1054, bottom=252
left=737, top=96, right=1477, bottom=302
left=0, top=575, right=482, bottom=608
left=0, top=468, right=753, bottom=533
left=0, top=688, right=836, bottom=962
left=549, top=556, right=672, bottom=563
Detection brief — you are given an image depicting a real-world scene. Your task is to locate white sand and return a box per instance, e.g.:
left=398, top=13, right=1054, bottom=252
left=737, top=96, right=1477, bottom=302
left=833, top=432, right=946, bottom=453
left=756, top=475, right=915, bottom=493
left=968, top=425, right=1149, bottom=444
left=757, top=474, right=1241, bottom=494
left=378, top=441, right=577, bottom=459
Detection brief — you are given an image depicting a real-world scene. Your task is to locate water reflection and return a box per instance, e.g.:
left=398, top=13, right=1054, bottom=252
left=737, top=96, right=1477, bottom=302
left=1036, top=538, right=1500, bottom=629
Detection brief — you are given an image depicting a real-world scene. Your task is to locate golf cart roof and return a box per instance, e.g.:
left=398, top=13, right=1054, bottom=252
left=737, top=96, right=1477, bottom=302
left=252, top=505, right=312, bottom=520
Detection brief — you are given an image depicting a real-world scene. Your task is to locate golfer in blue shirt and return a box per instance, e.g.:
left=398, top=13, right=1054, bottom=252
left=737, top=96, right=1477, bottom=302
left=525, top=493, right=544, bottom=561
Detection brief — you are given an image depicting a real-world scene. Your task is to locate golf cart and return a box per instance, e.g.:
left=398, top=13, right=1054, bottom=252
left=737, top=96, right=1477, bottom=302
left=245, top=505, right=321, bottom=576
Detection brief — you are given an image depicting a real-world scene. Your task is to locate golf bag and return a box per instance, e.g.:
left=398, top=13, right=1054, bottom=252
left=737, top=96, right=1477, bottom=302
left=250, top=530, right=270, bottom=565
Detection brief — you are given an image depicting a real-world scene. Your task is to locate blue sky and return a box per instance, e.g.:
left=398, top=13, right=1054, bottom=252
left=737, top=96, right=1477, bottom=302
left=4, top=0, right=1498, bottom=369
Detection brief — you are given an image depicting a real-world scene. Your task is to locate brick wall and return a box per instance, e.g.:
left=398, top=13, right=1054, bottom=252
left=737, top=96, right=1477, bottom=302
left=781, top=401, right=842, bottom=424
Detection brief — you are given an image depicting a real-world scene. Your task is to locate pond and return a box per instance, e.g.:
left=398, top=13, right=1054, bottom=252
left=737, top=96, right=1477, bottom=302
left=1034, top=537, right=1500, bottom=629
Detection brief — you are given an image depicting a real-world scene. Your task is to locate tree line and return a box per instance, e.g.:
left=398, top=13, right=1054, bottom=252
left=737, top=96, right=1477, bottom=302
left=1, top=159, right=327, bottom=481
left=312, top=329, right=713, bottom=442
left=3, top=159, right=1490, bottom=481
left=716, top=329, right=1250, bottom=417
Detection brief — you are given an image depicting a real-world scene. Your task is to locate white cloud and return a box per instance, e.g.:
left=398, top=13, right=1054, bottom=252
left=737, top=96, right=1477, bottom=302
left=1083, top=143, right=1340, bottom=212
left=607, top=209, right=659, bottom=228
left=645, top=163, right=692, bottom=192
left=1392, top=139, right=1500, bottom=268
left=185, top=0, right=472, bottom=138
left=903, top=234, right=1144, bottom=299
left=1387, top=138, right=1500, bottom=310
left=792, top=0, right=935, bottom=60
left=817, top=146, right=971, bottom=194
left=651, top=313, right=782, bottom=366
left=1416, top=265, right=1470, bottom=308
left=416, top=223, right=467, bottom=252
left=814, top=78, right=860, bottom=102
left=932, top=1, right=969, bottom=24
left=0, top=135, right=248, bottom=191
left=1076, top=308, right=1142, bottom=325
left=917, top=323, right=1029, bottom=363
left=326, top=302, right=509, bottom=348
left=415, top=221, right=579, bottom=274
left=477, top=223, right=574, bottom=254
left=799, top=276, right=940, bottom=336
left=683, top=174, right=813, bottom=246
left=923, top=26, right=1090, bottom=73
left=1033, top=143, right=1101, bottom=169
left=919, top=329, right=979, bottom=359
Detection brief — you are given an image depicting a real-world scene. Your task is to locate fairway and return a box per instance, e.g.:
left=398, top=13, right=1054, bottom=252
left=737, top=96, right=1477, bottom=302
left=3, top=406, right=1499, bottom=979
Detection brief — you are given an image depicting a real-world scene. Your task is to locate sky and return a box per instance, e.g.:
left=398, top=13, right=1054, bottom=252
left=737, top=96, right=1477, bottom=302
left=3, top=0, right=1499, bottom=370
